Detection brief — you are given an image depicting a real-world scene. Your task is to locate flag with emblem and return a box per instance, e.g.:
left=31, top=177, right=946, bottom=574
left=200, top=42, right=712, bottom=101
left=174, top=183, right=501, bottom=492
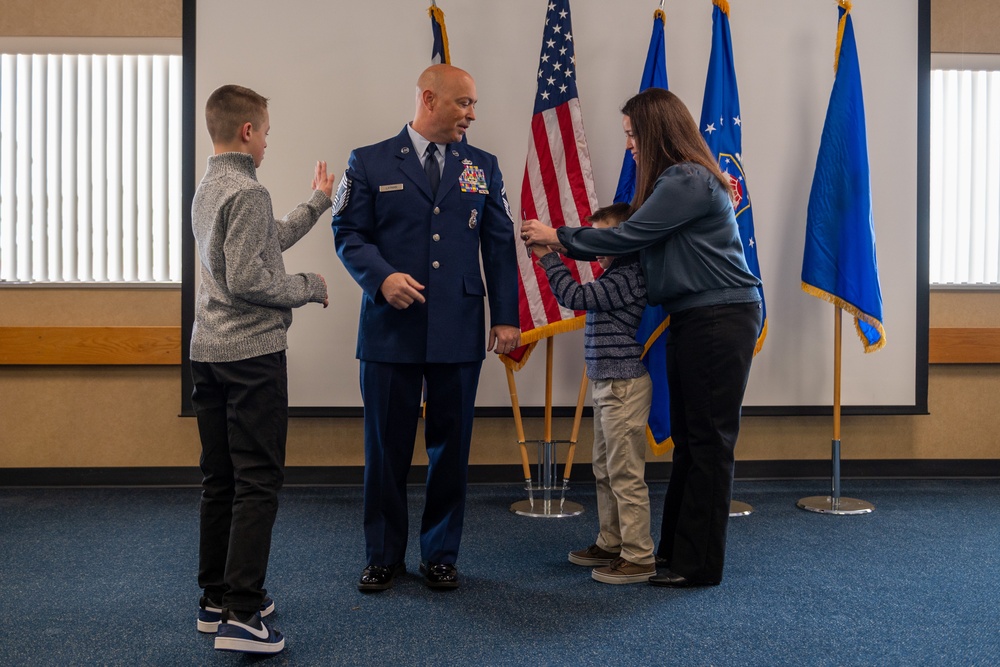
left=502, top=0, right=601, bottom=370
left=802, top=0, right=885, bottom=352
left=700, top=0, right=767, bottom=354
left=429, top=2, right=450, bottom=65
left=615, top=7, right=672, bottom=456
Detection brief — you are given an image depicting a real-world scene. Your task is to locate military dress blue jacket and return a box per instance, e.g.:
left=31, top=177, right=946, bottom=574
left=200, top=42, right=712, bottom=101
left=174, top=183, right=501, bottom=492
left=332, top=126, right=519, bottom=364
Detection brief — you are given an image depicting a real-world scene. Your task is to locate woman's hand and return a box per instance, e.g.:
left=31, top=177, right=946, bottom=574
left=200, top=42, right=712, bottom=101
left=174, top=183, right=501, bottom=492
left=520, top=218, right=559, bottom=248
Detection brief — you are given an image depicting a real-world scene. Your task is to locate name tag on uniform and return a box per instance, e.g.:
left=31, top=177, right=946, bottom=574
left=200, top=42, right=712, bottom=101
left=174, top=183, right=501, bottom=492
left=379, top=183, right=404, bottom=192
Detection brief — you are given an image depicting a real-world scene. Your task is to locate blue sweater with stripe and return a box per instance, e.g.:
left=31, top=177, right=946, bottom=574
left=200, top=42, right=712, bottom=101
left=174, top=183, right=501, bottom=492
left=538, top=252, right=648, bottom=381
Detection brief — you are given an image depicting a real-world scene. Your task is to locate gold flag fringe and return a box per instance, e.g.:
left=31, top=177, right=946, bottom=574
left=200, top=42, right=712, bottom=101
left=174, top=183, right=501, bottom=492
left=647, top=427, right=675, bottom=457
left=498, top=315, right=586, bottom=371
left=801, top=282, right=887, bottom=353
left=713, top=0, right=730, bottom=17
left=754, top=316, right=768, bottom=356
left=640, top=316, right=671, bottom=360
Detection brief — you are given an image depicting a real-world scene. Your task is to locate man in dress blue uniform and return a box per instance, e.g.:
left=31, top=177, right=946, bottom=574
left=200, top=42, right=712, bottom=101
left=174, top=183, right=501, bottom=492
left=332, top=64, right=520, bottom=591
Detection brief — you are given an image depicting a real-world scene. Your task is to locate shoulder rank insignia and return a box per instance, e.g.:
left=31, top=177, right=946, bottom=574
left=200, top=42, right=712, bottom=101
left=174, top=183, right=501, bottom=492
left=333, top=174, right=352, bottom=216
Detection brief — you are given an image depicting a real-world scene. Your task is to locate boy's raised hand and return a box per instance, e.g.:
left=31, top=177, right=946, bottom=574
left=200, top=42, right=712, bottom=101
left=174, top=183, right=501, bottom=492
left=312, top=160, right=336, bottom=198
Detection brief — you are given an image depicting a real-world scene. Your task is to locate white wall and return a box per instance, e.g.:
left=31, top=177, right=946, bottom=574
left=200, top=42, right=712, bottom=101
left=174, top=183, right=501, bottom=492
left=192, top=0, right=922, bottom=410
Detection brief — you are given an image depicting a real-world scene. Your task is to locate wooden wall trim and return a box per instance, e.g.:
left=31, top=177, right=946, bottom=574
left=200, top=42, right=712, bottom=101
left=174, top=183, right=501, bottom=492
left=0, top=326, right=181, bottom=365
left=0, top=325, right=994, bottom=366
left=928, top=327, right=1000, bottom=363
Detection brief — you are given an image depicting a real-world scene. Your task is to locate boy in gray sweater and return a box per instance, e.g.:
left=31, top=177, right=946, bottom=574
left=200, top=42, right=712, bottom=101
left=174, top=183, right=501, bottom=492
left=191, top=84, right=333, bottom=654
left=530, top=203, right=655, bottom=584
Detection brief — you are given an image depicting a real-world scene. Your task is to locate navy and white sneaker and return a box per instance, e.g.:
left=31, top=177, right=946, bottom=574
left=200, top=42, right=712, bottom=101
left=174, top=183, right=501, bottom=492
left=214, top=611, right=285, bottom=654
left=197, top=596, right=275, bottom=633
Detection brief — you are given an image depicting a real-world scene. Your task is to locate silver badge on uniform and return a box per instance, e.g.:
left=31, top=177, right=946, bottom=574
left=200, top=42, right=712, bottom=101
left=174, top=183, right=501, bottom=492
left=452, top=150, right=460, bottom=158
left=468, top=209, right=478, bottom=229
left=401, top=146, right=410, bottom=154
left=333, top=174, right=352, bottom=215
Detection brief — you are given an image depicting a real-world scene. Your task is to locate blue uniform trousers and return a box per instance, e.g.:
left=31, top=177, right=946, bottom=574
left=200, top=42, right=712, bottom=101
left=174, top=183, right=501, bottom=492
left=361, top=359, right=482, bottom=567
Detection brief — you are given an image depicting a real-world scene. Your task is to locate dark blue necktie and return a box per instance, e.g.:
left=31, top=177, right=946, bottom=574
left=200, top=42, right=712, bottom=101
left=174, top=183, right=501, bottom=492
left=424, top=143, right=440, bottom=197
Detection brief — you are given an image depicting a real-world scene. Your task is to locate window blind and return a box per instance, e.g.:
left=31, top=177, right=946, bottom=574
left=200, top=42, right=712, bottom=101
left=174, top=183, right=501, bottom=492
left=0, top=53, right=182, bottom=283
left=930, top=69, right=1000, bottom=285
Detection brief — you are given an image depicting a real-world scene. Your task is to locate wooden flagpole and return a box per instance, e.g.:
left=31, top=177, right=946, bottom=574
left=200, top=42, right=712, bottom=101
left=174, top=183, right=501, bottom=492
left=797, top=306, right=874, bottom=514
left=509, top=335, right=586, bottom=518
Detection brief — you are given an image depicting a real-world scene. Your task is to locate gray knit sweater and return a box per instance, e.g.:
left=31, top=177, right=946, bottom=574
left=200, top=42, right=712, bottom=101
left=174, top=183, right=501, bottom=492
left=190, top=152, right=329, bottom=363
left=538, top=252, right=648, bottom=381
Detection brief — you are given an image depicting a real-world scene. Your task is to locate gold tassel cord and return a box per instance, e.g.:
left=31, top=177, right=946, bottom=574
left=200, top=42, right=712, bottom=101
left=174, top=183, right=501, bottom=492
left=834, top=0, right=852, bottom=73
left=428, top=5, right=451, bottom=65
left=713, top=0, right=731, bottom=17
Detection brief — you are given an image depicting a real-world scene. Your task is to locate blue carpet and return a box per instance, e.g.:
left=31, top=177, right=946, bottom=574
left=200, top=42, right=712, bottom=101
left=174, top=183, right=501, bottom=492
left=1, top=479, right=998, bottom=666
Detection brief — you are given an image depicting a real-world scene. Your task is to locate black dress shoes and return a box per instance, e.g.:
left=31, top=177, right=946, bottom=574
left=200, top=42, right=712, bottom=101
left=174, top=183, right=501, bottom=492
left=648, top=569, right=720, bottom=588
left=419, top=562, right=459, bottom=590
left=357, top=562, right=405, bottom=592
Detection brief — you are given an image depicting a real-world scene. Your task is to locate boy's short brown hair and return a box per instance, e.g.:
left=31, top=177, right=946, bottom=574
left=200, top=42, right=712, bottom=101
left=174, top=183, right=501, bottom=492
left=205, top=84, right=269, bottom=144
left=587, top=202, right=631, bottom=227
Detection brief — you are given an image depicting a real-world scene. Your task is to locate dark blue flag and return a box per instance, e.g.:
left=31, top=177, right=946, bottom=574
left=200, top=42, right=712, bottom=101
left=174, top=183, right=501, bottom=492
left=614, top=9, right=668, bottom=206
left=802, top=2, right=885, bottom=352
left=429, top=2, right=450, bottom=64
left=699, top=0, right=767, bottom=354
left=617, top=8, right=672, bottom=455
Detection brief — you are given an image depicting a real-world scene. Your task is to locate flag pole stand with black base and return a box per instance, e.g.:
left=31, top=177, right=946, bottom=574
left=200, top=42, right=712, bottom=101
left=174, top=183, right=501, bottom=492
left=507, top=337, right=585, bottom=518
left=797, top=307, right=874, bottom=515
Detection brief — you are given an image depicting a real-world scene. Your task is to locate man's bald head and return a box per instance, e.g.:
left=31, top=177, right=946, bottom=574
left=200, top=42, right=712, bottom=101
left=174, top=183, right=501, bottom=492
left=412, top=64, right=478, bottom=144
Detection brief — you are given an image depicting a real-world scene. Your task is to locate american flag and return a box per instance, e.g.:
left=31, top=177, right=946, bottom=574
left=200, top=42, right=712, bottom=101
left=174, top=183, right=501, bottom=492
left=503, top=0, right=601, bottom=369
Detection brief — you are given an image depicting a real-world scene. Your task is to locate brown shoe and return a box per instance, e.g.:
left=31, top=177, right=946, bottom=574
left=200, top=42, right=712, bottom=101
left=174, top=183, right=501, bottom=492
left=591, top=557, right=655, bottom=584
left=568, top=544, right=620, bottom=567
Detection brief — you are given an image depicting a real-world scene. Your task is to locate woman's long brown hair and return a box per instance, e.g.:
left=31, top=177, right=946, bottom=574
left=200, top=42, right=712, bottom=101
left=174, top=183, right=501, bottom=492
left=622, top=88, right=730, bottom=210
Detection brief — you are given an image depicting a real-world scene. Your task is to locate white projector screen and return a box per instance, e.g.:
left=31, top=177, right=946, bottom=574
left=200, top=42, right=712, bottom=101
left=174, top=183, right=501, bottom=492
left=182, top=0, right=928, bottom=414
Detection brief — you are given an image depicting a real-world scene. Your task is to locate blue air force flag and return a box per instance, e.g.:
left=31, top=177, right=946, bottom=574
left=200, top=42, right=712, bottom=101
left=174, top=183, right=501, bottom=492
left=700, top=0, right=767, bottom=354
left=616, top=8, right=672, bottom=456
left=802, top=1, right=885, bottom=352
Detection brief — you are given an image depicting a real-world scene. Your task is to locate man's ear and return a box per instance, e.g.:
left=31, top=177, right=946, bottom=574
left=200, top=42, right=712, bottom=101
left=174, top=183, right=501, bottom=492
left=421, top=89, right=435, bottom=112
left=239, top=121, right=253, bottom=143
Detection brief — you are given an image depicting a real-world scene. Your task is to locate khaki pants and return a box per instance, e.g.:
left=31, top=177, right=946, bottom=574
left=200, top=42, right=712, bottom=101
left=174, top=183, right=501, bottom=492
left=592, top=374, right=655, bottom=565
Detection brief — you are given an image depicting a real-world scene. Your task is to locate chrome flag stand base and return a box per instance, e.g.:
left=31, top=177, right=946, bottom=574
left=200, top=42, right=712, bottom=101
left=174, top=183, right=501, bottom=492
left=510, top=439, right=584, bottom=518
left=797, top=495, right=874, bottom=515
left=729, top=500, right=753, bottom=517
left=797, top=439, right=874, bottom=515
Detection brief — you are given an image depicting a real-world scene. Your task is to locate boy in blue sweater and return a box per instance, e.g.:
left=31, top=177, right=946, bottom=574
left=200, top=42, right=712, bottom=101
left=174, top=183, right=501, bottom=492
left=529, top=203, right=655, bottom=584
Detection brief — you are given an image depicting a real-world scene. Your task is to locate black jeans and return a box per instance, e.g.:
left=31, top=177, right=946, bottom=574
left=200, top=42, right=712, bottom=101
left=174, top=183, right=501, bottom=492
left=192, top=351, right=287, bottom=614
left=657, top=301, right=761, bottom=583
